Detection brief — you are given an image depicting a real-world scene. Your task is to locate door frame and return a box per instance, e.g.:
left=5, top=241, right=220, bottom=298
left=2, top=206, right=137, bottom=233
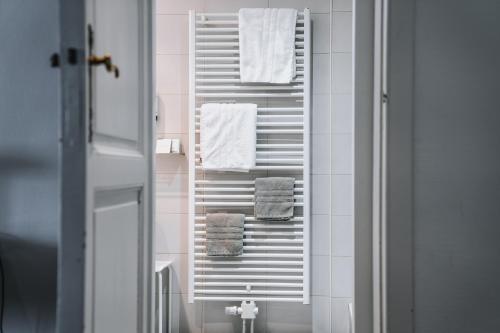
left=57, top=1, right=155, bottom=332
left=353, top=0, right=376, bottom=331
left=353, top=0, right=415, bottom=332
left=381, top=0, right=416, bottom=331
left=57, top=1, right=87, bottom=332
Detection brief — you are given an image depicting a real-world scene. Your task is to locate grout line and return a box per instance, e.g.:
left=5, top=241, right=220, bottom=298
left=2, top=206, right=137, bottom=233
left=329, top=0, right=334, bottom=331
left=156, top=13, right=189, bottom=16
left=156, top=52, right=189, bottom=56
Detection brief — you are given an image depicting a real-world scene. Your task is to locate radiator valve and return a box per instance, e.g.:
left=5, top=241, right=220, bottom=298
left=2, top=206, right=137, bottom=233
left=225, top=301, right=258, bottom=319
left=225, top=301, right=258, bottom=333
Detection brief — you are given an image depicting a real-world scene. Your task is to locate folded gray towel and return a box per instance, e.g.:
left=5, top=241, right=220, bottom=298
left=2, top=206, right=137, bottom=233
left=206, top=213, right=244, bottom=256
left=254, top=177, right=295, bottom=220
left=206, top=240, right=243, bottom=256
left=206, top=213, right=244, bottom=228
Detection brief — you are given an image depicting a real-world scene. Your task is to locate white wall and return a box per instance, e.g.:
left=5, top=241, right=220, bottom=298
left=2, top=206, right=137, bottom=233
left=0, top=1, right=60, bottom=331
left=155, top=1, right=354, bottom=331
left=412, top=0, right=500, bottom=332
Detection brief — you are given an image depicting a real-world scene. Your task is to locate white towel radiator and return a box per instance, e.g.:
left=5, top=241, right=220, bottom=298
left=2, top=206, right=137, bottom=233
left=188, top=9, right=311, bottom=304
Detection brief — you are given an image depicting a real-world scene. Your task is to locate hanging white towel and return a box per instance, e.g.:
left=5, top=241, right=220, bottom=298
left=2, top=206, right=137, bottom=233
left=239, top=8, right=298, bottom=83
left=200, top=103, right=257, bottom=172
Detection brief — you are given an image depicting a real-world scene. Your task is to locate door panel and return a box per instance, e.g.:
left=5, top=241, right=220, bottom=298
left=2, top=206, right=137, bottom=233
left=85, top=0, right=153, bottom=332
left=93, top=188, right=141, bottom=332
left=92, top=0, right=142, bottom=150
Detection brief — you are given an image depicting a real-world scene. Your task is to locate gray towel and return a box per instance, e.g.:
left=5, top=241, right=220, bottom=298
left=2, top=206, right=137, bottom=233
left=206, top=213, right=244, bottom=256
left=254, top=177, right=295, bottom=220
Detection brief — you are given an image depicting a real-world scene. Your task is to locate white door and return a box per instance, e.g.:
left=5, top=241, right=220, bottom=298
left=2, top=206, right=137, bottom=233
left=84, top=0, right=153, bottom=332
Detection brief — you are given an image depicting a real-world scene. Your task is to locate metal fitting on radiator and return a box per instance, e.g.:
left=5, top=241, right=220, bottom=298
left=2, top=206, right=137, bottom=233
left=225, top=301, right=259, bottom=333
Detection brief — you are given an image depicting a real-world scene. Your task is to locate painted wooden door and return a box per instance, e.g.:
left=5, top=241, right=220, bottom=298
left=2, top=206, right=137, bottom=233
left=84, top=0, right=153, bottom=332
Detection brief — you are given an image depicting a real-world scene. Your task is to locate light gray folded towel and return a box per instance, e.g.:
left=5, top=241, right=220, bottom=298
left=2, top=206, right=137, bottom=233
left=254, top=177, right=295, bottom=220
left=206, top=213, right=244, bottom=256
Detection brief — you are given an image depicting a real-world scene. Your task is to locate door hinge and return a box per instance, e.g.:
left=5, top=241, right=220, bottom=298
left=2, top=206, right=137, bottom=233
left=88, top=105, right=94, bottom=143
left=382, top=93, right=389, bottom=104
left=67, top=48, right=78, bottom=65
left=50, top=53, right=60, bottom=67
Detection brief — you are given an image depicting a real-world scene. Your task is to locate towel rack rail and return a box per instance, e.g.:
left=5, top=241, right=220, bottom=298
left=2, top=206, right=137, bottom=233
left=189, top=9, right=311, bottom=304
left=196, top=27, right=305, bottom=33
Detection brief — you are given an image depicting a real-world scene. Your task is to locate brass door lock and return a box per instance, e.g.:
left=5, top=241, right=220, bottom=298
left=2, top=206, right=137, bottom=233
left=88, top=54, right=120, bottom=78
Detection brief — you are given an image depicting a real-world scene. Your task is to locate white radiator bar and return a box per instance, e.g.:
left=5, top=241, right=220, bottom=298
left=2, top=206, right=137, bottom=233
left=196, top=34, right=305, bottom=40
left=195, top=260, right=303, bottom=265
left=196, top=27, right=305, bottom=32
left=194, top=180, right=304, bottom=185
left=195, top=282, right=303, bottom=287
left=196, top=49, right=305, bottom=55
left=195, top=12, right=305, bottom=17
left=195, top=253, right=304, bottom=258
left=196, top=56, right=304, bottom=61
left=194, top=245, right=303, bottom=251
left=193, top=297, right=303, bottom=302
left=194, top=129, right=304, bottom=134
left=196, top=78, right=304, bottom=83
left=188, top=9, right=311, bottom=304
left=194, top=275, right=302, bottom=280
left=195, top=166, right=304, bottom=171
left=195, top=187, right=304, bottom=192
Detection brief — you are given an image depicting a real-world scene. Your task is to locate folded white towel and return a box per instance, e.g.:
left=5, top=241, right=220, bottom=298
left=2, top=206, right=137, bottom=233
left=200, top=103, right=257, bottom=172
left=239, top=8, right=298, bottom=83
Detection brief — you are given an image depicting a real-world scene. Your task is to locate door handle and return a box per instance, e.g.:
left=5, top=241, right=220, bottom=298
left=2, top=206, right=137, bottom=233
left=88, top=54, right=120, bottom=78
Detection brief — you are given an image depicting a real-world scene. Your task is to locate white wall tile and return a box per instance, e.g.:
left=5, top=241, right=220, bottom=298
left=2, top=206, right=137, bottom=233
left=312, top=255, right=331, bottom=296
left=331, top=298, right=352, bottom=333
left=269, top=0, right=331, bottom=13
left=332, top=94, right=352, bottom=134
left=202, top=301, right=245, bottom=333
left=332, top=257, right=353, bottom=297
left=331, top=175, right=352, bottom=215
left=170, top=293, right=203, bottom=333
left=312, top=134, right=331, bottom=174
left=267, top=302, right=312, bottom=333
left=157, top=94, right=188, bottom=134
left=313, top=54, right=331, bottom=94
left=332, top=53, right=352, bottom=94
left=156, top=153, right=189, bottom=174
left=312, top=94, right=330, bottom=134
left=312, top=214, right=330, bottom=255
left=156, top=253, right=189, bottom=294
left=156, top=173, right=188, bottom=213
left=157, top=0, right=204, bottom=14
left=202, top=302, right=268, bottom=333
left=312, top=296, right=331, bottom=332
left=156, top=213, right=189, bottom=254
left=156, top=14, right=189, bottom=54
left=205, top=0, right=268, bottom=11
left=332, top=12, right=352, bottom=52
left=332, top=215, right=353, bottom=256
left=157, top=54, right=188, bottom=94
left=332, top=133, right=352, bottom=174
left=312, top=14, right=330, bottom=54
left=332, top=0, right=352, bottom=11
left=312, top=175, right=331, bottom=214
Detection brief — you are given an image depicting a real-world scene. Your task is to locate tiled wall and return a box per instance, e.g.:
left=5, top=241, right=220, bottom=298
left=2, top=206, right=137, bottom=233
left=155, top=0, right=353, bottom=331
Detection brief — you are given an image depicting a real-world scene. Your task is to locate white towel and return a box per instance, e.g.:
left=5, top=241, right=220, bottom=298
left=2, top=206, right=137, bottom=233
left=200, top=103, right=257, bottom=172
left=239, top=8, right=298, bottom=83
